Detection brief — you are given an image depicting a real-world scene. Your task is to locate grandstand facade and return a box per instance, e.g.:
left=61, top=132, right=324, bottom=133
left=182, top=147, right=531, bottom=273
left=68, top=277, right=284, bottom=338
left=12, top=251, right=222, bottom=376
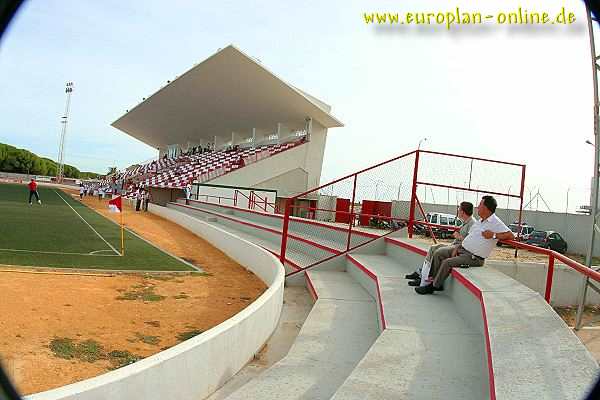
left=111, top=45, right=343, bottom=211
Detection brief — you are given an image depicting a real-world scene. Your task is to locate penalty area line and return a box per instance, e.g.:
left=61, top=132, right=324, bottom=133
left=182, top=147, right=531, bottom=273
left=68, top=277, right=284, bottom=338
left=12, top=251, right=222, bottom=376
left=54, top=190, right=121, bottom=256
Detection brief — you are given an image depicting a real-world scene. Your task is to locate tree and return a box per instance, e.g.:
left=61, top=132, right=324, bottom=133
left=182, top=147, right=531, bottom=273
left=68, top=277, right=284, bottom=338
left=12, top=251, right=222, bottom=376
left=0, top=142, right=100, bottom=178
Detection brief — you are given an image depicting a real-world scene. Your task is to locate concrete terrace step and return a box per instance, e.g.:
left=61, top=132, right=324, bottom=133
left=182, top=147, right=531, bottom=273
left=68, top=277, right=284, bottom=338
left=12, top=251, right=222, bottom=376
left=165, top=204, right=320, bottom=269
left=224, top=271, right=379, bottom=400
left=331, top=329, right=486, bottom=400
left=455, top=267, right=599, bottom=400
left=169, top=201, right=346, bottom=254
left=339, top=252, right=487, bottom=400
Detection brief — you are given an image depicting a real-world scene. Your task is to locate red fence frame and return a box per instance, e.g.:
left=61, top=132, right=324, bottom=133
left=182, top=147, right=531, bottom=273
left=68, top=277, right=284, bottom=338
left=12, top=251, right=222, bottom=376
left=500, top=240, right=600, bottom=303
left=279, top=149, right=526, bottom=272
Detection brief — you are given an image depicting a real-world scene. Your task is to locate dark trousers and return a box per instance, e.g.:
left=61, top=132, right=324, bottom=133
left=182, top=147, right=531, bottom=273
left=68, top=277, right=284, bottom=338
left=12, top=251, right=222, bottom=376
left=28, top=190, right=39, bottom=203
left=143, top=199, right=149, bottom=211
left=135, top=199, right=141, bottom=211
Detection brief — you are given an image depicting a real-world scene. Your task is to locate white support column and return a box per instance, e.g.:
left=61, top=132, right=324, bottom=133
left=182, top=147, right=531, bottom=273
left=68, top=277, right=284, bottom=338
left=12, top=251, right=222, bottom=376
left=306, top=117, right=313, bottom=141
left=252, top=128, right=256, bottom=147
left=231, top=132, right=235, bottom=146
left=276, top=123, right=281, bottom=141
left=214, top=136, right=218, bottom=150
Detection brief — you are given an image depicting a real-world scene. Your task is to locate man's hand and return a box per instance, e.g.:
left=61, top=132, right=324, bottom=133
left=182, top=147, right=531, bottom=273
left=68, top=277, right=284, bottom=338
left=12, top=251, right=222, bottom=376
left=451, top=246, right=459, bottom=257
left=452, top=231, right=461, bottom=240
left=482, top=230, right=494, bottom=239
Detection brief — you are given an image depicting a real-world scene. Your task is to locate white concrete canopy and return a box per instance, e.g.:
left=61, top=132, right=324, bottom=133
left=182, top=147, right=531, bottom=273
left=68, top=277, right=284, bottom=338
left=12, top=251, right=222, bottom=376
left=111, top=45, right=343, bottom=149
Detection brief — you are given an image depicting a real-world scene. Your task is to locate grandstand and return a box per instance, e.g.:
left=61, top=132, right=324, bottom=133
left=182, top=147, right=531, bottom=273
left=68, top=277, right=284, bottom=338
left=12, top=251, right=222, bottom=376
left=105, top=45, right=342, bottom=211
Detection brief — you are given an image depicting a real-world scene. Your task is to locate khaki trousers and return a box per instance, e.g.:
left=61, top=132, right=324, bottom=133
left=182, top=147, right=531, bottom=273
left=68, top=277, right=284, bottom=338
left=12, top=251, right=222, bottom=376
left=430, top=246, right=484, bottom=288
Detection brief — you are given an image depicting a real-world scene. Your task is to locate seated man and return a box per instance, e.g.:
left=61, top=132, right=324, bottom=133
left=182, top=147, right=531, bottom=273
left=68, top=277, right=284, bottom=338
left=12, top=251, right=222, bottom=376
left=416, top=195, right=514, bottom=295
left=405, top=201, right=475, bottom=287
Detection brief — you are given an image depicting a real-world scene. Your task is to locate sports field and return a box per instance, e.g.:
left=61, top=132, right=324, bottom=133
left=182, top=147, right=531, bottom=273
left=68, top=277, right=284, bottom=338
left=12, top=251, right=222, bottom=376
left=0, top=183, right=193, bottom=271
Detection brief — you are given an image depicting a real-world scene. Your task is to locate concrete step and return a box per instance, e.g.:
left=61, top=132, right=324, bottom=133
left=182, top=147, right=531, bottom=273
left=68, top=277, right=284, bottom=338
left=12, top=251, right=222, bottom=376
left=224, top=271, right=379, bottom=400
left=334, top=253, right=487, bottom=400
left=331, top=329, right=486, bottom=400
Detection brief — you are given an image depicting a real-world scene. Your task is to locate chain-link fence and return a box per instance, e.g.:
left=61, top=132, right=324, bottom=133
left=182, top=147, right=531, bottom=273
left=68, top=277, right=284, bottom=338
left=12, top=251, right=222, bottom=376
left=281, top=149, right=526, bottom=275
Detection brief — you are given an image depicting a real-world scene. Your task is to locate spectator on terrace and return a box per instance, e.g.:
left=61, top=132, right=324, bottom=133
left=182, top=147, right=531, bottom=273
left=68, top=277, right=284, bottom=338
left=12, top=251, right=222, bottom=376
left=405, top=202, right=475, bottom=287
left=135, top=189, right=142, bottom=212
left=79, top=184, right=85, bottom=200
left=416, top=196, right=514, bottom=295
left=98, top=187, right=105, bottom=201
left=143, top=189, right=151, bottom=212
left=184, top=182, right=192, bottom=205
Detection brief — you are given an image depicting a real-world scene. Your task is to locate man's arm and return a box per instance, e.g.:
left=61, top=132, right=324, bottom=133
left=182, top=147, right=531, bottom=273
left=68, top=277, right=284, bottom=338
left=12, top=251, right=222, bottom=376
left=482, top=230, right=514, bottom=240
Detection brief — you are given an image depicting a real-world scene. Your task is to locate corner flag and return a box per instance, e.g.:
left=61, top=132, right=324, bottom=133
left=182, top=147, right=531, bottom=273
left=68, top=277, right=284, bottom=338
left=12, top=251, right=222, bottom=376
left=108, top=195, right=125, bottom=256
left=108, top=195, right=122, bottom=213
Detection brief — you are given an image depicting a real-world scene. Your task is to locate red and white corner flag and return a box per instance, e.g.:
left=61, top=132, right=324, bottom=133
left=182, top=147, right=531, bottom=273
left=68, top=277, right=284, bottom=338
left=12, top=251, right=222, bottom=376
left=108, top=195, right=122, bottom=213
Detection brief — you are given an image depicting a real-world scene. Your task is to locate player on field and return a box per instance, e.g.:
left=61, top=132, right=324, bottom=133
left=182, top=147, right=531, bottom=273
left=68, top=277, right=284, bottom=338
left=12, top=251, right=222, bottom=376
left=28, top=178, right=41, bottom=205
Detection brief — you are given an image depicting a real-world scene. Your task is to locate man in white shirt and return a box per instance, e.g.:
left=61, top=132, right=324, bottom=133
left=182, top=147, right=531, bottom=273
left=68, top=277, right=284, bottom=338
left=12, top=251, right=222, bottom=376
left=416, top=195, right=514, bottom=295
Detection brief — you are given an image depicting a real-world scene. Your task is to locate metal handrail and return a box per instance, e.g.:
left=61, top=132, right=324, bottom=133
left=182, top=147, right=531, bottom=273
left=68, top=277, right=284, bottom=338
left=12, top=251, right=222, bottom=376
left=499, top=239, right=600, bottom=303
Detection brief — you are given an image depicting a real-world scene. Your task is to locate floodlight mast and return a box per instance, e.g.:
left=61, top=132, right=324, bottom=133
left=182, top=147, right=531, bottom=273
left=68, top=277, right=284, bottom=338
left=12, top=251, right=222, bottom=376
left=575, top=5, right=600, bottom=330
left=57, top=81, right=74, bottom=183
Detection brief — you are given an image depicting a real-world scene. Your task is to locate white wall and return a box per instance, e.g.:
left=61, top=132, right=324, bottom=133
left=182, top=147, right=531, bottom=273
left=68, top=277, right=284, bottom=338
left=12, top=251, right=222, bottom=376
left=394, top=199, right=599, bottom=256
left=195, top=185, right=277, bottom=213
left=27, top=204, right=284, bottom=400
left=487, top=260, right=600, bottom=306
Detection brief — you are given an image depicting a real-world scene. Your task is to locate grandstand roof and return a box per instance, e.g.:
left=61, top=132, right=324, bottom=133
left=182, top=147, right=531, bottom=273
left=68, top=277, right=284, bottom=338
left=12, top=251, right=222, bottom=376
left=111, top=45, right=343, bottom=149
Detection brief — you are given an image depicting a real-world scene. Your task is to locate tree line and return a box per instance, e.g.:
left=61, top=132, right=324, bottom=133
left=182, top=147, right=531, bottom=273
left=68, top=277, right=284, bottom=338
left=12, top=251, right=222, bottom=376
left=0, top=143, right=101, bottom=179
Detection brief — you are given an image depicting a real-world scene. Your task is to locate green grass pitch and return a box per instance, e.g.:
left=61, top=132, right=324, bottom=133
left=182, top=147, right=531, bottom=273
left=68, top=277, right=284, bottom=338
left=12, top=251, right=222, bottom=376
left=0, top=183, right=194, bottom=271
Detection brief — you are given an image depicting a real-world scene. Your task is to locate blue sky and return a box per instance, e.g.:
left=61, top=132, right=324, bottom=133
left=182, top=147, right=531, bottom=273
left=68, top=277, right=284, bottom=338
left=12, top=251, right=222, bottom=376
left=0, top=0, right=597, bottom=212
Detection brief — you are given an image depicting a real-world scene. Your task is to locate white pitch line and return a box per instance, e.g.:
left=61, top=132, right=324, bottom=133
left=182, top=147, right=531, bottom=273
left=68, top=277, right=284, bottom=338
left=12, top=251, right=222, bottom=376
left=54, top=190, right=121, bottom=256
left=0, top=248, right=120, bottom=257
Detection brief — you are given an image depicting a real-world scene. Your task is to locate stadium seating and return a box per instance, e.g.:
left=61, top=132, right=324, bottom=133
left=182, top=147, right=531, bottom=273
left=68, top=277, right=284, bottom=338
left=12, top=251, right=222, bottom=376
left=84, top=138, right=306, bottom=197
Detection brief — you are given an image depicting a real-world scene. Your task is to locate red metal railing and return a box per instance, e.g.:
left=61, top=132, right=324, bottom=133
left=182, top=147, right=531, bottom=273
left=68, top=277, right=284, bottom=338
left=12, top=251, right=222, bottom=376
left=279, top=149, right=526, bottom=274
left=500, top=240, right=600, bottom=303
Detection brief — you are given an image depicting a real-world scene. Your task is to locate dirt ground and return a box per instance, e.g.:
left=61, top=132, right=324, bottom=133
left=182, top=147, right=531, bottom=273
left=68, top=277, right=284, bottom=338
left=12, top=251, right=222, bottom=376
left=0, top=193, right=266, bottom=395
left=412, top=236, right=579, bottom=263
left=554, top=306, right=600, bottom=362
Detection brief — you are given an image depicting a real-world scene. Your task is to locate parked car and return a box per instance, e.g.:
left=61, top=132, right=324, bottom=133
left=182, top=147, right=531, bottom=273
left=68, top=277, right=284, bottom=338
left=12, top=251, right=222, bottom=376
left=526, top=230, right=568, bottom=254
left=509, top=222, right=535, bottom=241
left=498, top=222, right=535, bottom=247
left=414, top=212, right=461, bottom=239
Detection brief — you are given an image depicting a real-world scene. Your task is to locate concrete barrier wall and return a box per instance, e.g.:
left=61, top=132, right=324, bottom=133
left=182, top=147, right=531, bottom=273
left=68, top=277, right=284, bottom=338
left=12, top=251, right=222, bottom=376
left=27, top=204, right=285, bottom=400
left=392, top=199, right=598, bottom=256
left=487, top=260, right=600, bottom=306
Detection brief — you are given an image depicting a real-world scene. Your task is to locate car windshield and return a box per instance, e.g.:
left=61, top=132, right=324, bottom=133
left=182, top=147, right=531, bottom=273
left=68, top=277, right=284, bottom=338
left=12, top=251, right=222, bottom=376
left=531, top=231, right=547, bottom=238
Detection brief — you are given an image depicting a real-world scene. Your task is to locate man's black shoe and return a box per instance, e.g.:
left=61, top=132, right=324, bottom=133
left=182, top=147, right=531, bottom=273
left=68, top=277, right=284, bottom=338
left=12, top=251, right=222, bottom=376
left=415, top=284, right=435, bottom=295
left=408, top=279, right=421, bottom=287
left=405, top=272, right=420, bottom=280
left=433, top=285, right=444, bottom=292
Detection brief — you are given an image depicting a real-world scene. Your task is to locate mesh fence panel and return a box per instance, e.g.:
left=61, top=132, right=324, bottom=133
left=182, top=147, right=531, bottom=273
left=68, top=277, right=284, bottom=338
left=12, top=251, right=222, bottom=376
left=281, top=150, right=525, bottom=275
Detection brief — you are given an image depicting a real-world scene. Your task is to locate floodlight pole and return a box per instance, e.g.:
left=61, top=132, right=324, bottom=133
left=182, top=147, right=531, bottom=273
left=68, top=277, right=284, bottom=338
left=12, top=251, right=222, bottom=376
left=575, top=4, right=600, bottom=330
left=57, top=82, right=74, bottom=183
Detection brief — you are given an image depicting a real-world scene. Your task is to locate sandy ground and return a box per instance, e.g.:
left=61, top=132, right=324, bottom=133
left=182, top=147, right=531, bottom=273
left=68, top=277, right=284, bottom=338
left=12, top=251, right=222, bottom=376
left=412, top=236, right=577, bottom=263
left=1, top=193, right=266, bottom=395
left=553, top=306, right=600, bottom=363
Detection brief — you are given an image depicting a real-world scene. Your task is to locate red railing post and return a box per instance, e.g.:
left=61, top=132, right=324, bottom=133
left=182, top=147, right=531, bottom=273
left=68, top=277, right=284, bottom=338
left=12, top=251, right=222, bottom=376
left=280, top=199, right=291, bottom=264
left=408, top=150, right=420, bottom=238
left=346, top=175, right=358, bottom=251
left=515, top=165, right=526, bottom=258
left=545, top=254, right=555, bottom=303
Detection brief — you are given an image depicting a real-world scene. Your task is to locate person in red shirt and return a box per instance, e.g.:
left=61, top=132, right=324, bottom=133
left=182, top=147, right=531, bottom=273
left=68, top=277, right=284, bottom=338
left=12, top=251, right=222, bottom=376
left=28, top=178, right=41, bottom=205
